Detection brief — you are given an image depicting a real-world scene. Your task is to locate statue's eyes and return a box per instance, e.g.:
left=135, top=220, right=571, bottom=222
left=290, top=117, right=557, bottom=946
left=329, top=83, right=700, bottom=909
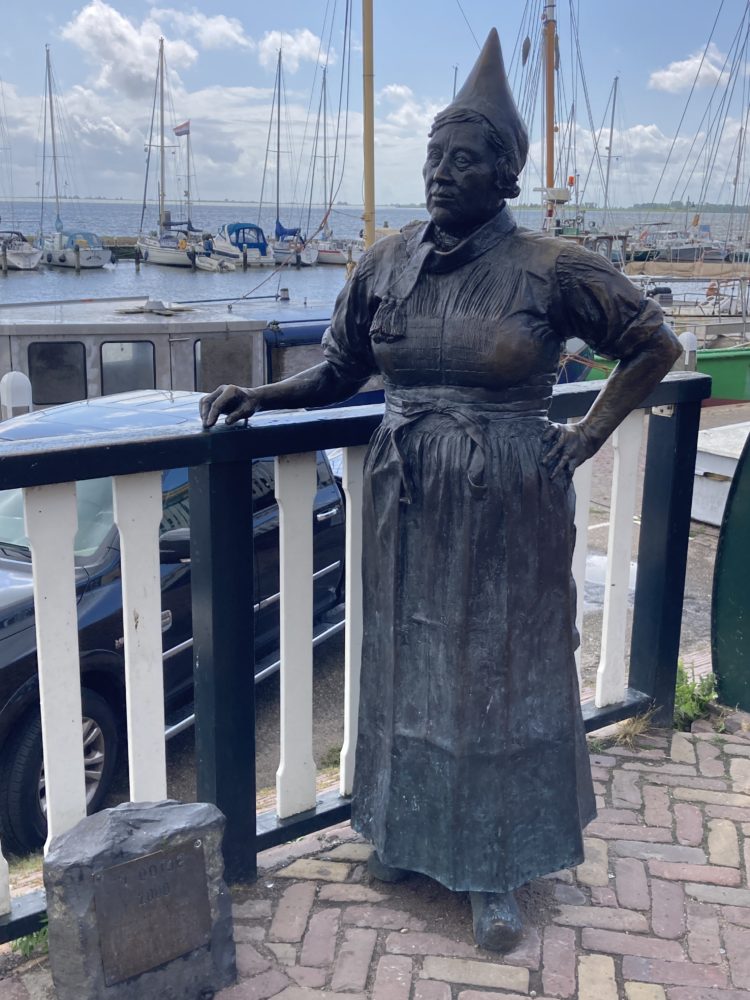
left=427, top=147, right=442, bottom=164
left=453, top=153, right=471, bottom=169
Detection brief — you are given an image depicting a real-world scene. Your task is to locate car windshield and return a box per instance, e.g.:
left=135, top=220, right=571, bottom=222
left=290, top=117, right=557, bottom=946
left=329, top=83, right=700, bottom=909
left=0, top=477, right=114, bottom=558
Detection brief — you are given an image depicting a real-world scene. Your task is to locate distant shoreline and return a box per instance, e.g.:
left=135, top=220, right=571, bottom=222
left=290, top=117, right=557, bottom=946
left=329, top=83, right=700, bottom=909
left=2, top=197, right=748, bottom=214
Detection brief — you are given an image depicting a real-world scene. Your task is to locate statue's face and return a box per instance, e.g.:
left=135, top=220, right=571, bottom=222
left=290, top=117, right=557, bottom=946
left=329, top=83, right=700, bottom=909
left=423, top=122, right=501, bottom=235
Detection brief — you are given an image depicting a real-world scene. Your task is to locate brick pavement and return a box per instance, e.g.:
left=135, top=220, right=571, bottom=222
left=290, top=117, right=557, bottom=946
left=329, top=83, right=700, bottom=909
left=5, top=719, right=750, bottom=999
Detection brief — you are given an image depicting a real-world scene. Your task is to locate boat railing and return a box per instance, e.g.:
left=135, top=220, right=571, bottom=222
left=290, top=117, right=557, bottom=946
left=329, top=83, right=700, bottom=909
left=0, top=371, right=711, bottom=943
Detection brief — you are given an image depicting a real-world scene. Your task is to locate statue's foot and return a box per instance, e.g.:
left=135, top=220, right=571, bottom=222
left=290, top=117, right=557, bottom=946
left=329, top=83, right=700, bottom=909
left=367, top=851, right=410, bottom=883
left=470, top=891, right=523, bottom=952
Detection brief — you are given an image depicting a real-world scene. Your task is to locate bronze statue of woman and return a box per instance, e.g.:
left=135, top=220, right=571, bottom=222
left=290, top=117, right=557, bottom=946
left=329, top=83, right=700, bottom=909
left=201, top=29, right=681, bottom=951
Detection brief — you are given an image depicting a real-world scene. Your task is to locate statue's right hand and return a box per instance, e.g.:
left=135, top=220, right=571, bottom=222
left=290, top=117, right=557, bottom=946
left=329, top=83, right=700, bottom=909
left=200, top=385, right=262, bottom=429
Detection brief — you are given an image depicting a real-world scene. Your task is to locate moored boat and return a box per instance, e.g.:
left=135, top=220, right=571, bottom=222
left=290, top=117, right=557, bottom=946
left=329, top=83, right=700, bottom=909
left=136, top=230, right=195, bottom=268
left=38, top=47, right=109, bottom=271
left=43, top=229, right=112, bottom=269
left=0, top=231, right=43, bottom=271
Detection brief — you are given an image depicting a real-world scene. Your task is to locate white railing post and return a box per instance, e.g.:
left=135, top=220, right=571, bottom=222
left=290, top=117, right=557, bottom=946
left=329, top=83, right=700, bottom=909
left=340, top=446, right=367, bottom=796
left=571, top=454, right=593, bottom=684
left=275, top=452, right=318, bottom=818
left=595, top=410, right=645, bottom=707
left=23, top=483, right=87, bottom=850
left=0, top=846, right=9, bottom=916
left=112, top=472, right=167, bottom=802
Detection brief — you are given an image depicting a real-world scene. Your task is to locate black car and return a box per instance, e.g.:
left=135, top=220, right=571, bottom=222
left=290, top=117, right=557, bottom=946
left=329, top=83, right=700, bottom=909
left=0, top=390, right=346, bottom=854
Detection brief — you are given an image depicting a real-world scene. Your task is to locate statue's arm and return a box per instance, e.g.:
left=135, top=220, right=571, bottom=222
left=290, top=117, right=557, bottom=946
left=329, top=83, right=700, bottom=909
left=200, top=361, right=367, bottom=428
left=543, top=322, right=682, bottom=479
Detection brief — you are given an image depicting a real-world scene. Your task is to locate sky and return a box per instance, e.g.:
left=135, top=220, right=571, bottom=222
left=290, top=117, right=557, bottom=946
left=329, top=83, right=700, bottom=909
left=0, top=0, right=748, bottom=211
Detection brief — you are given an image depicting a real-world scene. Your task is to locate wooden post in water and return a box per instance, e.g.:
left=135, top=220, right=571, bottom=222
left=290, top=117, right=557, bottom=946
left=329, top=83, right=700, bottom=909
left=74, top=244, right=80, bottom=273
left=242, top=247, right=247, bottom=271
left=1, top=246, right=7, bottom=276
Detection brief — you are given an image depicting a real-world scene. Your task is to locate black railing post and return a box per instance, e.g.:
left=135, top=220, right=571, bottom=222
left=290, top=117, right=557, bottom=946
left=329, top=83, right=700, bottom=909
left=629, top=399, right=703, bottom=726
left=190, top=460, right=257, bottom=882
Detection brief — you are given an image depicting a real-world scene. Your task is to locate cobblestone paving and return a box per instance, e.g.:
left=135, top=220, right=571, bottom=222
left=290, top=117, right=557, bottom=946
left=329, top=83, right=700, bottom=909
left=5, top=721, right=750, bottom=999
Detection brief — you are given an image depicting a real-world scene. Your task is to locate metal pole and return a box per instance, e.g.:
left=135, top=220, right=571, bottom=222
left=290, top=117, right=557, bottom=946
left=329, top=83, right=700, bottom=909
left=603, top=76, right=618, bottom=228
left=45, top=47, right=61, bottom=226
left=362, top=0, right=376, bottom=248
left=452, top=65, right=458, bottom=100
left=159, top=38, right=165, bottom=233
left=543, top=1, right=556, bottom=223
left=276, top=49, right=282, bottom=231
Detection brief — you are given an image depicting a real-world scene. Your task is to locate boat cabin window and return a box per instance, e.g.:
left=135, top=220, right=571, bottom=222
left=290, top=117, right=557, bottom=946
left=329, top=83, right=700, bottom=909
left=101, top=341, right=156, bottom=396
left=28, top=341, right=87, bottom=405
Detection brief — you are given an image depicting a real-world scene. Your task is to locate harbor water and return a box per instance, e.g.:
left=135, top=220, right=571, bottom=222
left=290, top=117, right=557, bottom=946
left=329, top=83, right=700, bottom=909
left=1, top=200, right=746, bottom=310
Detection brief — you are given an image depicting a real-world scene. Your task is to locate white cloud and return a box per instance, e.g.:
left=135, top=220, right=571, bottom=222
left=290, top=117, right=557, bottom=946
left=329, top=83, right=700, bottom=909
left=648, top=43, right=729, bottom=93
left=61, top=0, right=197, bottom=98
left=151, top=8, right=255, bottom=51
left=257, top=29, right=332, bottom=74
left=376, top=82, right=442, bottom=134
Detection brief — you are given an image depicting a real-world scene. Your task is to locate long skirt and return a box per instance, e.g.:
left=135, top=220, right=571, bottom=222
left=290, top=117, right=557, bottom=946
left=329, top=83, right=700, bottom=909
left=350, top=388, right=596, bottom=893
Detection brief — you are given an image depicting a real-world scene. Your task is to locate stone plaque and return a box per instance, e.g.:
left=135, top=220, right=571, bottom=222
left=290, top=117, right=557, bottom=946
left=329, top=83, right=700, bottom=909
left=94, top=841, right=212, bottom=986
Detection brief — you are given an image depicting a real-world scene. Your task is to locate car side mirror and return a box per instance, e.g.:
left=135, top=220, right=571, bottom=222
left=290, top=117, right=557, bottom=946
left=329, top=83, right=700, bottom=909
left=160, top=527, right=190, bottom=563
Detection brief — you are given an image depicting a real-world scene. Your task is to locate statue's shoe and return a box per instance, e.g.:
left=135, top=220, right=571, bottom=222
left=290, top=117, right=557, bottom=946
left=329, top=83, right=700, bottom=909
left=366, top=851, right=410, bottom=883
left=470, top=890, right=523, bottom=952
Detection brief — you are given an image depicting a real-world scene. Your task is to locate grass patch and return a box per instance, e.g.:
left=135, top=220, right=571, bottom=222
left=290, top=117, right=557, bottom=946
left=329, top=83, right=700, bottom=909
left=8, top=852, right=43, bottom=878
left=674, top=664, right=718, bottom=732
left=615, top=708, right=656, bottom=749
left=319, top=744, right=342, bottom=770
left=10, top=919, right=48, bottom=959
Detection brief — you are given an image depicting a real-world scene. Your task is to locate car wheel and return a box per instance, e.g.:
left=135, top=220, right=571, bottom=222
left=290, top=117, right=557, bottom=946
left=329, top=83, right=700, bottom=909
left=0, top=689, right=119, bottom=855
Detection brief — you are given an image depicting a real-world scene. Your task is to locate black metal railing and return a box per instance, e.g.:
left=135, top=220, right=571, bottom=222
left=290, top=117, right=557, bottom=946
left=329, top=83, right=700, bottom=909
left=0, top=371, right=711, bottom=942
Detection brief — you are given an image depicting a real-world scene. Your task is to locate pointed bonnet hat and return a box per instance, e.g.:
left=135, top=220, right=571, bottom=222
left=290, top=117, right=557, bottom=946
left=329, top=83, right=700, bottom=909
left=432, top=28, right=529, bottom=176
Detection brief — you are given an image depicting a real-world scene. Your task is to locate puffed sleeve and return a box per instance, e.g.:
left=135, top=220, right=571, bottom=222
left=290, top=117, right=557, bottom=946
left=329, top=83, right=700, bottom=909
left=321, top=250, right=378, bottom=381
left=555, top=244, right=666, bottom=360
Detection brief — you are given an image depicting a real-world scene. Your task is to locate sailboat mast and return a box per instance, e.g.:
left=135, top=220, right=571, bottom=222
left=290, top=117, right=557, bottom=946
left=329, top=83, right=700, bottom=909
left=603, top=76, right=618, bottom=225
left=159, top=37, right=166, bottom=233
left=45, top=46, right=61, bottom=222
left=276, top=49, right=281, bottom=228
left=322, top=67, right=329, bottom=212
left=186, top=128, right=192, bottom=228
left=543, top=1, right=556, bottom=222
left=362, top=0, right=376, bottom=247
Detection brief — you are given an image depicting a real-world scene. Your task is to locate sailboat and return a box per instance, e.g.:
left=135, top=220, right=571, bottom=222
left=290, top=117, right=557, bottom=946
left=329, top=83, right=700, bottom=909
left=0, top=83, right=43, bottom=271
left=309, top=67, right=364, bottom=266
left=264, top=49, right=318, bottom=267
left=136, top=39, right=201, bottom=267
left=0, top=232, right=43, bottom=271
left=39, top=46, right=111, bottom=269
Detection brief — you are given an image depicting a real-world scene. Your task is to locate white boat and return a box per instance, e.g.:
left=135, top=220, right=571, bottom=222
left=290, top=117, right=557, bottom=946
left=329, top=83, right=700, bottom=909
left=136, top=230, right=195, bottom=268
left=272, top=240, right=319, bottom=266
left=212, top=223, right=275, bottom=267
left=137, top=39, right=206, bottom=268
left=312, top=237, right=364, bottom=265
left=194, top=254, right=235, bottom=273
left=38, top=46, right=109, bottom=270
left=0, top=231, right=43, bottom=270
left=43, top=229, right=112, bottom=269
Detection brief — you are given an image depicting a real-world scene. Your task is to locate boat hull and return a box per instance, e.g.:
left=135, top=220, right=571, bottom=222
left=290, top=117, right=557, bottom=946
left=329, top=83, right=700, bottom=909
left=137, top=238, right=194, bottom=267
left=4, top=248, right=44, bottom=270
left=273, top=243, right=319, bottom=266
left=43, top=247, right=111, bottom=269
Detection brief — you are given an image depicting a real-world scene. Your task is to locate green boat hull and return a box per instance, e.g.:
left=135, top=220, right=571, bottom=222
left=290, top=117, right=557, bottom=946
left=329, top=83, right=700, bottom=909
left=712, top=433, right=750, bottom=710
left=585, top=346, right=750, bottom=401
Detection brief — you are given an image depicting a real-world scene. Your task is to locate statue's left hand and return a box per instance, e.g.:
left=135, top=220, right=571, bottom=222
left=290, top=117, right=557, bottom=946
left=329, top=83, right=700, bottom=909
left=541, top=423, right=596, bottom=479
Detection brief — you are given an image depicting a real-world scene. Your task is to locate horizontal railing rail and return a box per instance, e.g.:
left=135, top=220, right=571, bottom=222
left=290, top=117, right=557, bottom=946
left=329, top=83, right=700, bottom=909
left=0, top=371, right=711, bottom=944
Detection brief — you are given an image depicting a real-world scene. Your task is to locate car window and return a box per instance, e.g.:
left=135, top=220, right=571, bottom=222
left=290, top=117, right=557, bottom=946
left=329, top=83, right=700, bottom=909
left=0, top=477, right=114, bottom=558
left=252, top=459, right=276, bottom=513
left=161, top=469, right=189, bottom=533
